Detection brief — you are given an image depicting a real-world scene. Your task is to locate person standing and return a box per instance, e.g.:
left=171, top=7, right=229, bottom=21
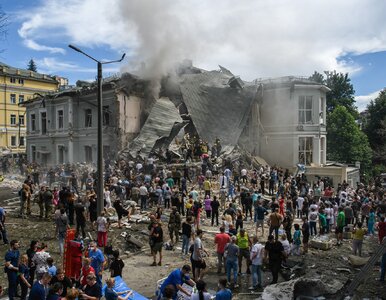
left=26, top=240, right=38, bottom=285
left=192, top=229, right=209, bottom=281
left=55, top=208, right=69, bottom=256
left=168, top=207, right=181, bottom=246
left=352, top=222, right=367, bottom=257
left=250, top=236, right=264, bottom=290
left=5, top=240, right=20, bottom=300
left=18, top=254, right=31, bottom=300
left=301, top=217, right=310, bottom=254
left=79, top=273, right=102, bottom=300
left=139, top=184, right=149, bottom=210
left=264, top=235, right=285, bottom=284
left=268, top=208, right=283, bottom=240
left=43, top=186, right=53, bottom=219
left=181, top=217, right=193, bottom=256
left=96, top=212, right=109, bottom=247
left=336, top=207, right=345, bottom=246
left=211, top=196, right=220, bottom=226
left=214, top=227, right=231, bottom=274
left=255, top=202, right=267, bottom=237
left=0, top=206, right=9, bottom=244
left=75, top=199, right=87, bottom=239
left=224, top=236, right=239, bottom=288
left=292, top=224, right=302, bottom=256
left=150, top=221, right=163, bottom=266
left=88, top=241, right=105, bottom=286
left=110, top=250, right=125, bottom=278
left=32, top=243, right=51, bottom=280
left=236, top=228, right=251, bottom=275
left=308, top=207, right=318, bottom=236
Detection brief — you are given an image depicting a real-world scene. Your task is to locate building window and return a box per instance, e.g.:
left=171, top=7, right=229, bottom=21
left=19, top=136, right=25, bottom=147
left=31, top=145, right=36, bottom=162
left=299, top=96, right=313, bottom=124
left=58, top=145, right=65, bottom=164
left=320, top=97, right=325, bottom=124
left=19, top=95, right=24, bottom=103
left=103, top=106, right=110, bottom=126
left=19, top=115, right=25, bottom=126
left=85, top=109, right=92, bottom=127
left=18, top=78, right=24, bottom=84
left=31, top=114, right=36, bottom=131
left=11, top=136, right=17, bottom=147
left=58, top=110, right=64, bottom=129
left=10, top=94, right=16, bottom=104
left=41, top=112, right=47, bottom=134
left=299, top=137, right=313, bottom=165
left=10, top=77, right=16, bottom=83
left=10, top=114, right=16, bottom=125
left=85, top=146, right=93, bottom=163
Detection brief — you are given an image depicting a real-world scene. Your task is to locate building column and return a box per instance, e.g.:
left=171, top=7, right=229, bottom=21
left=67, top=98, right=74, bottom=163
left=313, top=136, right=321, bottom=166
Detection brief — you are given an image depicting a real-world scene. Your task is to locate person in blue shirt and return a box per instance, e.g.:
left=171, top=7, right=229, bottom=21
left=159, top=265, right=195, bottom=300
left=215, top=278, right=232, bottom=300
left=5, top=240, right=20, bottom=300
left=88, top=241, right=105, bottom=286
left=28, top=272, right=51, bottom=300
left=105, top=277, right=132, bottom=300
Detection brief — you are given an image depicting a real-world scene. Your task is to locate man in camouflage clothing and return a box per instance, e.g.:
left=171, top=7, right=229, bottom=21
left=168, top=206, right=181, bottom=246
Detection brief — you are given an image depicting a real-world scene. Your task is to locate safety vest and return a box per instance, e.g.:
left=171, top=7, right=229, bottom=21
left=237, top=233, right=249, bottom=249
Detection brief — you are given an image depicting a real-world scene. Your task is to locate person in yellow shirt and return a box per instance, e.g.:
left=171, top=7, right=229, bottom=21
left=236, top=228, right=252, bottom=274
left=203, top=179, right=211, bottom=197
left=352, top=222, right=367, bottom=257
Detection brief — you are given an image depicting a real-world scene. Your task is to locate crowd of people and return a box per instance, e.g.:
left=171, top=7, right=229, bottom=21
left=1, top=142, right=386, bottom=299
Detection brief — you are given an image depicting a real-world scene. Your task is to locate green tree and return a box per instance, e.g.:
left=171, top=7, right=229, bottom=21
left=309, top=70, right=358, bottom=117
left=327, top=105, right=371, bottom=168
left=364, top=89, right=386, bottom=166
left=27, top=58, right=37, bottom=72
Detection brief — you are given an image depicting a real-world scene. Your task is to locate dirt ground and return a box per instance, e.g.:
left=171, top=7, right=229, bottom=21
left=0, top=184, right=385, bottom=299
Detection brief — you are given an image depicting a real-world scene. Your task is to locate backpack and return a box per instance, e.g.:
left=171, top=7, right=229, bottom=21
left=310, top=213, right=317, bottom=221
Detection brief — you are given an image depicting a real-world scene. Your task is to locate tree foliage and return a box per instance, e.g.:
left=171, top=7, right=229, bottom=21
left=309, top=70, right=358, bottom=117
left=327, top=106, right=371, bottom=168
left=27, top=59, right=37, bottom=72
left=364, top=89, right=386, bottom=166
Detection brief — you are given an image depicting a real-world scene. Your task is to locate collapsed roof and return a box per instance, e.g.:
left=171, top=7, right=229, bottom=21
left=122, top=66, right=258, bottom=159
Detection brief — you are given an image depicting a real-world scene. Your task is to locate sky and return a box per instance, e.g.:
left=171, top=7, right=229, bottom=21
left=1, top=0, right=386, bottom=111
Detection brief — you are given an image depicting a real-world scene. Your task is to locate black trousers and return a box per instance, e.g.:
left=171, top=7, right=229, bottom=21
left=270, top=260, right=281, bottom=283
left=211, top=211, right=219, bottom=226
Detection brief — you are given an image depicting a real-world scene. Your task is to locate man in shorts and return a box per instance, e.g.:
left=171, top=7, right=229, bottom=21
left=113, top=199, right=130, bottom=229
left=255, top=201, right=267, bottom=237
left=191, top=229, right=209, bottom=280
left=150, top=221, right=163, bottom=266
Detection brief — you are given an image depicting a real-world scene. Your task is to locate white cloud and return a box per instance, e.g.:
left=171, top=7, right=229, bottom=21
left=16, top=0, right=386, bottom=80
left=355, top=90, right=381, bottom=112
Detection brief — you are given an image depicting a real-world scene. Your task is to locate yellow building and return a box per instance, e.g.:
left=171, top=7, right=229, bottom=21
left=0, top=62, right=59, bottom=155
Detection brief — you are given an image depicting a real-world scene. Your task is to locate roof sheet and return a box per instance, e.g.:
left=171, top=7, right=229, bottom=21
left=178, top=70, right=256, bottom=147
left=123, top=97, right=185, bottom=158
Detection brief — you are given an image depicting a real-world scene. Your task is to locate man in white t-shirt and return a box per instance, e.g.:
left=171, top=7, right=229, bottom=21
left=250, top=236, right=264, bottom=289
left=296, top=196, right=304, bottom=219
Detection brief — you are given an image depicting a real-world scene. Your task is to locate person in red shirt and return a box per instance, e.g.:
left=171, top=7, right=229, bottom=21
left=377, top=217, right=386, bottom=244
left=80, top=258, right=95, bottom=287
left=214, top=227, right=231, bottom=274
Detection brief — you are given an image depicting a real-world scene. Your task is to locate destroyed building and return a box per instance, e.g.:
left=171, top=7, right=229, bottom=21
left=22, top=64, right=344, bottom=181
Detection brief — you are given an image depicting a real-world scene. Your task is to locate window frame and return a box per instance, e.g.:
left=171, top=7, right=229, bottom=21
left=57, top=109, right=64, bottom=130
left=10, top=136, right=17, bottom=147
left=19, top=136, right=25, bottom=147
left=298, top=136, right=313, bottom=165
left=41, top=111, right=47, bottom=135
left=18, top=95, right=24, bottom=103
left=85, top=109, right=92, bottom=128
left=19, top=115, right=25, bottom=126
left=10, top=94, right=16, bottom=104
left=298, top=95, right=313, bottom=124
left=10, top=114, right=17, bottom=126
left=31, top=114, right=36, bottom=132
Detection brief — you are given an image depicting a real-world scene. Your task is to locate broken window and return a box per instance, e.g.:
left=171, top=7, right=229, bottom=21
left=31, top=114, right=36, bottom=131
left=103, top=105, right=110, bottom=126
left=41, top=112, right=47, bottom=134
left=58, top=110, right=64, bottom=129
left=85, top=146, right=93, bottom=163
left=85, top=109, right=92, bottom=127
left=298, top=96, right=313, bottom=124
left=299, top=137, right=313, bottom=165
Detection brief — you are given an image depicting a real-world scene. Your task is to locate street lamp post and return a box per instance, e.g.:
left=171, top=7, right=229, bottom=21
left=68, top=44, right=125, bottom=215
